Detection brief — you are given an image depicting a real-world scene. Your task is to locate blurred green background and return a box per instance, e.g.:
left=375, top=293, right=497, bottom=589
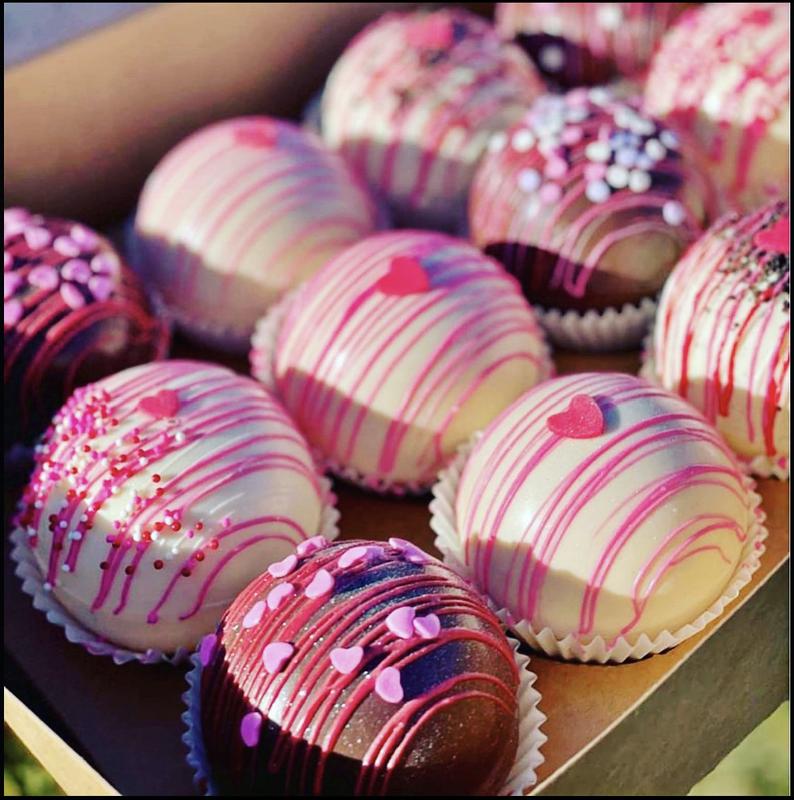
left=4, top=701, right=790, bottom=796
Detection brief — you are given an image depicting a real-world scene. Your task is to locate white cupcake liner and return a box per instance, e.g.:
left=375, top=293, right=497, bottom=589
left=430, top=435, right=769, bottom=664
left=8, top=476, right=339, bottom=666
left=641, top=349, right=790, bottom=481
left=181, top=631, right=545, bottom=796
left=535, top=296, right=657, bottom=352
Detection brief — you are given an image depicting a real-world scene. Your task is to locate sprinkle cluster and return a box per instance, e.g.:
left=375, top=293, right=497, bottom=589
left=487, top=87, right=686, bottom=222
left=4, top=208, right=120, bottom=327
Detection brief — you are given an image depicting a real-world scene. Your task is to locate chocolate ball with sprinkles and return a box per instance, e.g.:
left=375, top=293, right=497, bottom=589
left=495, top=3, right=691, bottom=89
left=4, top=209, right=168, bottom=448
left=321, top=8, right=545, bottom=232
left=190, top=538, right=527, bottom=796
left=646, top=200, right=790, bottom=479
left=10, top=360, right=337, bottom=657
left=469, top=88, right=713, bottom=350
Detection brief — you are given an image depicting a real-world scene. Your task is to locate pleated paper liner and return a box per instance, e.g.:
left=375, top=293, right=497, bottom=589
left=9, top=478, right=339, bottom=666
left=430, top=434, right=769, bottom=664
left=181, top=629, right=547, bottom=796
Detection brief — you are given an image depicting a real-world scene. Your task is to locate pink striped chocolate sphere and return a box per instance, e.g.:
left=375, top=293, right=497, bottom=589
left=321, top=8, right=544, bottom=232
left=132, top=117, right=380, bottom=353
left=647, top=201, right=790, bottom=477
left=643, top=3, right=790, bottom=212
left=452, top=372, right=759, bottom=647
left=253, top=230, right=552, bottom=491
left=12, top=360, right=335, bottom=653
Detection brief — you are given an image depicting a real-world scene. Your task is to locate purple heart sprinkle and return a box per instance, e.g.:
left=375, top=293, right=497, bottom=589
left=268, top=553, right=298, bottom=578
left=53, top=236, right=81, bottom=258
left=263, top=641, right=294, bottom=674
left=330, top=645, right=364, bottom=675
left=386, top=606, right=416, bottom=639
left=28, top=264, right=60, bottom=291
left=61, top=258, right=92, bottom=284
left=242, top=600, right=266, bottom=629
left=60, top=282, right=86, bottom=309
left=375, top=667, right=403, bottom=704
left=266, top=582, right=295, bottom=611
left=4, top=272, right=22, bottom=300
left=88, top=275, right=114, bottom=302
left=413, top=613, right=441, bottom=640
left=199, top=633, right=217, bottom=666
left=305, top=568, right=334, bottom=599
left=240, top=711, right=262, bottom=747
left=24, top=227, right=53, bottom=251
left=296, top=535, right=330, bottom=557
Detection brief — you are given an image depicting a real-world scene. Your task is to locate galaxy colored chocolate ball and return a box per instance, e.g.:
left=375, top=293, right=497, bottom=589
left=11, top=360, right=335, bottom=653
left=252, top=230, right=552, bottom=491
left=647, top=200, right=790, bottom=478
left=4, top=209, right=167, bottom=447
left=131, top=117, right=379, bottom=353
left=496, top=3, right=691, bottom=88
left=448, top=372, right=761, bottom=652
left=469, top=89, right=712, bottom=326
left=194, top=538, right=521, bottom=795
left=644, top=3, right=790, bottom=212
left=321, top=8, right=544, bottom=231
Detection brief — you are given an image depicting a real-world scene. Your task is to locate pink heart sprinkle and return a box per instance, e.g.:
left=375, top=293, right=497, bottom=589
left=262, top=641, right=294, bottom=674
left=388, top=537, right=428, bottom=564
left=266, top=582, right=295, bottom=611
left=338, top=545, right=374, bottom=569
left=138, top=389, right=180, bottom=419
left=407, top=14, right=454, bottom=50
left=53, top=236, right=81, bottom=257
left=70, top=225, right=99, bottom=250
left=584, top=162, right=607, bottom=181
left=4, top=272, right=22, bottom=300
left=386, top=606, right=416, bottom=639
left=24, top=227, right=53, bottom=250
left=413, top=613, right=441, bottom=640
left=28, top=264, right=59, bottom=291
left=268, top=553, right=298, bottom=578
left=4, top=208, right=30, bottom=226
left=305, top=568, right=334, bottom=599
left=199, top=633, right=217, bottom=666
left=375, top=256, right=431, bottom=296
left=60, top=282, right=86, bottom=310
left=547, top=394, right=605, bottom=439
left=5, top=298, right=23, bottom=326
left=90, top=252, right=120, bottom=276
left=4, top=252, right=12, bottom=270
left=234, top=122, right=279, bottom=149
left=375, top=667, right=404, bottom=704
left=240, top=711, right=262, bottom=747
left=296, top=535, right=330, bottom=558
left=88, top=274, right=114, bottom=301
left=242, top=600, right=266, bottom=629
left=754, top=215, right=790, bottom=255
left=330, top=645, right=364, bottom=675
left=61, top=259, right=92, bottom=284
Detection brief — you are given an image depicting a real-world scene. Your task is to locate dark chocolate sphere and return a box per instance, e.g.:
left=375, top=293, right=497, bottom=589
left=195, top=538, right=520, bottom=796
left=4, top=209, right=168, bottom=447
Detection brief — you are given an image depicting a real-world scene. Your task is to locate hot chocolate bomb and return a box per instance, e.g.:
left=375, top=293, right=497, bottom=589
left=195, top=538, right=521, bottom=796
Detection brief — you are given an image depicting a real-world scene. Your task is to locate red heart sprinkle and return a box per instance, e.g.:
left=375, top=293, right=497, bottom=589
left=234, top=122, right=279, bottom=149
left=138, top=389, right=180, bottom=419
left=753, top=216, right=790, bottom=255
left=547, top=395, right=605, bottom=439
left=375, top=256, right=430, bottom=296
